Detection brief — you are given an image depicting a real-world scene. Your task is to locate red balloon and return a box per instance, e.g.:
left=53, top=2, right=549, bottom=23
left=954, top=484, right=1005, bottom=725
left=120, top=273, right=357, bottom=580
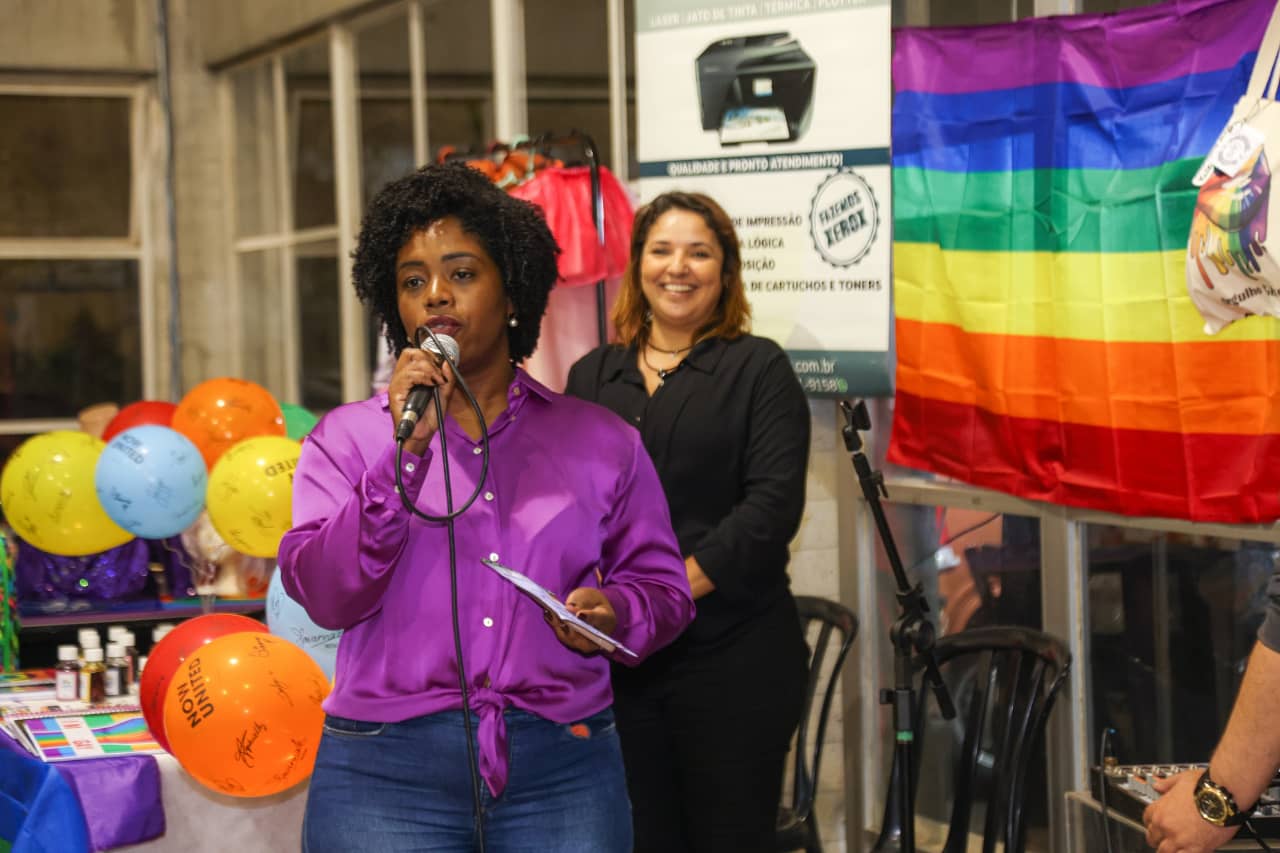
left=140, top=613, right=267, bottom=751
left=103, top=401, right=178, bottom=443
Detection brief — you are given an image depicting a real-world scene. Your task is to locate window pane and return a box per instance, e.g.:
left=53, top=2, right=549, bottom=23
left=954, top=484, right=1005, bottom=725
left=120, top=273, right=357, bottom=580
left=231, top=64, right=284, bottom=238
left=926, top=0, right=1015, bottom=25
left=1082, top=0, right=1163, bottom=11
left=527, top=99, right=614, bottom=169
left=357, top=11, right=416, bottom=205
left=0, top=96, right=131, bottom=238
left=296, top=240, right=342, bottom=412
left=423, top=0, right=492, bottom=79
left=1087, top=526, right=1273, bottom=764
left=873, top=505, right=1049, bottom=850
left=236, top=249, right=288, bottom=398
left=912, top=0, right=1164, bottom=26
left=286, top=38, right=337, bottom=230
left=526, top=1, right=612, bottom=164
left=422, top=0, right=493, bottom=155
left=0, top=260, right=141, bottom=419
left=362, top=98, right=415, bottom=202
left=427, top=98, right=492, bottom=157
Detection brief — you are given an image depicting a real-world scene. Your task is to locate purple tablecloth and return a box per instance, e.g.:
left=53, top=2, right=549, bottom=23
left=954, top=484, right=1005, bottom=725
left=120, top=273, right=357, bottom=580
left=0, top=728, right=165, bottom=850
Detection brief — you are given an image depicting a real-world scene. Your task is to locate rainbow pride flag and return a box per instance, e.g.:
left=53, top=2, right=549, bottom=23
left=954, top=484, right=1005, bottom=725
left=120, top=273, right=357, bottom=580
left=889, top=0, right=1280, bottom=523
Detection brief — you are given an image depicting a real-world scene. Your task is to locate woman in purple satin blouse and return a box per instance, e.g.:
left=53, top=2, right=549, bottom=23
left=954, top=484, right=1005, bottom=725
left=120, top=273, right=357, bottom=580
left=277, top=165, right=694, bottom=852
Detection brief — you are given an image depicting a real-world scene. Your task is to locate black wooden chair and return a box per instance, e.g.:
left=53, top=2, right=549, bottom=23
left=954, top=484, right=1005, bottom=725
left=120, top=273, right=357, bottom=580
left=776, top=595, right=859, bottom=853
left=871, top=626, right=1071, bottom=853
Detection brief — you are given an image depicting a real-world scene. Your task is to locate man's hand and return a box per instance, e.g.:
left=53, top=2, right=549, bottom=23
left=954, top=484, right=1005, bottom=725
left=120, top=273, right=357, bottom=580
left=544, top=587, right=617, bottom=655
left=1142, top=768, right=1239, bottom=852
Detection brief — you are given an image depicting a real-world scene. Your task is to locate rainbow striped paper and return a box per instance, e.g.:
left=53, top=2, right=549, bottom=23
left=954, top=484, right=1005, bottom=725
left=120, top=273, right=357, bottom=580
left=18, top=710, right=163, bottom=762
left=889, top=0, right=1280, bottom=523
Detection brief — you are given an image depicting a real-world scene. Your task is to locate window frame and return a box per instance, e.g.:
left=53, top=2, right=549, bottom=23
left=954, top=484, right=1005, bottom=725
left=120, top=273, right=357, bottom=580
left=0, top=77, right=158, bottom=439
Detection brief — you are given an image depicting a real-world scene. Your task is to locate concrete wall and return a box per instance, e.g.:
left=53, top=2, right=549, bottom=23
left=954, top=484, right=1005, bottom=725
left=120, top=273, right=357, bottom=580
left=791, top=400, right=851, bottom=851
left=166, top=0, right=236, bottom=391
left=196, top=0, right=611, bottom=77
left=0, top=0, right=155, bottom=71
left=195, top=0, right=368, bottom=67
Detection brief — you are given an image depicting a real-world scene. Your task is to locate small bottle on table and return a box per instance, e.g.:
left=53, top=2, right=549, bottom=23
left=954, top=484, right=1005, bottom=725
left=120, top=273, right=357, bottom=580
left=80, top=647, right=107, bottom=705
left=105, top=643, right=128, bottom=698
left=55, top=645, right=80, bottom=702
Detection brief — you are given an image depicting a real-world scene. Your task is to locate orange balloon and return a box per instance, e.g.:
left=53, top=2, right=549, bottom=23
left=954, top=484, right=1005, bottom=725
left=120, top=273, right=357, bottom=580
left=163, top=632, right=329, bottom=798
left=140, top=613, right=268, bottom=752
left=171, top=378, right=285, bottom=470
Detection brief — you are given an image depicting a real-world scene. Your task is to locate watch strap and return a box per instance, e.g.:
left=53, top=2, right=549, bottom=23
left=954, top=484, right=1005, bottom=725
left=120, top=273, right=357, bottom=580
left=1197, top=769, right=1255, bottom=827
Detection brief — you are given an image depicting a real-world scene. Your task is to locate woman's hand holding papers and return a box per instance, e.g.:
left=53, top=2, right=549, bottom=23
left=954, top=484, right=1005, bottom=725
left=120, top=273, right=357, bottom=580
left=544, top=588, right=618, bottom=655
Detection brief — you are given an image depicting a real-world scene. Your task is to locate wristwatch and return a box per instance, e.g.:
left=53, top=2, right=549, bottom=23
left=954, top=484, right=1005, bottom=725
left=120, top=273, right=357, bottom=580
left=1194, top=769, right=1253, bottom=827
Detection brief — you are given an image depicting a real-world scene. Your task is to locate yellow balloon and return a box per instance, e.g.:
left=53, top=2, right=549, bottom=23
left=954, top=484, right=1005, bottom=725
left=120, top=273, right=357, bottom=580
left=206, top=436, right=301, bottom=559
left=0, top=431, right=133, bottom=556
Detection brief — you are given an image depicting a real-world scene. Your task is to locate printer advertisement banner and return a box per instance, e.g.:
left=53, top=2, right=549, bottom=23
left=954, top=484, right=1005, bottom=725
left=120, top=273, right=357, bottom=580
left=636, top=0, right=892, bottom=397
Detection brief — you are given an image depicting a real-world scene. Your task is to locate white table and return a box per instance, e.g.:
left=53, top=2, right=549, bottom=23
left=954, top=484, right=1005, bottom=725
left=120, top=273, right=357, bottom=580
left=114, top=754, right=307, bottom=852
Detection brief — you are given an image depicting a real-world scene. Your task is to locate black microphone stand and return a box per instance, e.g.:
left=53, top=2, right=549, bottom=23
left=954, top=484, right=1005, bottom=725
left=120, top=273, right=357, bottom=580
left=839, top=400, right=955, bottom=853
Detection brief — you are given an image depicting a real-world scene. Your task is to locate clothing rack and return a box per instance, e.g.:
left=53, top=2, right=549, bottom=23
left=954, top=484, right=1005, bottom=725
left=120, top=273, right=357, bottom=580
left=437, top=130, right=611, bottom=346
left=528, top=130, right=609, bottom=346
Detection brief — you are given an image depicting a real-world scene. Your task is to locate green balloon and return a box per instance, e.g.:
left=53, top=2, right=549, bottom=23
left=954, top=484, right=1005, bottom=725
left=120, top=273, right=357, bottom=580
left=281, top=403, right=319, bottom=440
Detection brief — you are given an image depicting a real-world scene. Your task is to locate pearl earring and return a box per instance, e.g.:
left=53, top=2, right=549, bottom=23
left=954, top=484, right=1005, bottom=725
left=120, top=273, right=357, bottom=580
left=507, top=315, right=519, bottom=328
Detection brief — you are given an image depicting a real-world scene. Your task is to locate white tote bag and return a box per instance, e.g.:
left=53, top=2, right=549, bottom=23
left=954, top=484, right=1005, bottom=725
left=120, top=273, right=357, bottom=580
left=1187, top=0, right=1280, bottom=334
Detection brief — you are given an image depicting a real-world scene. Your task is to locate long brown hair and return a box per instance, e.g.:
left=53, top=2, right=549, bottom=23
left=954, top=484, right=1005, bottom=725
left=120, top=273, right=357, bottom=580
left=613, top=191, right=751, bottom=347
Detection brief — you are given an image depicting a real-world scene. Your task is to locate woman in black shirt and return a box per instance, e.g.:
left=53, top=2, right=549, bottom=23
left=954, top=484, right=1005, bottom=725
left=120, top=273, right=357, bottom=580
left=566, top=191, right=811, bottom=853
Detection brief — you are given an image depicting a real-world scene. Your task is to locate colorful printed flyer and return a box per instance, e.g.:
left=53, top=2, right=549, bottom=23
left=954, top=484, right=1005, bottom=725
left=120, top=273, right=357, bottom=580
left=12, top=707, right=165, bottom=762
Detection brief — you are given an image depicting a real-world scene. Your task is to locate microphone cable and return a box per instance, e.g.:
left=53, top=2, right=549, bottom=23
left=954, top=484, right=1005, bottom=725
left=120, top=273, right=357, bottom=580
left=1247, top=821, right=1276, bottom=852
left=1096, top=727, right=1116, bottom=853
left=395, top=327, right=490, bottom=523
left=393, top=325, right=491, bottom=852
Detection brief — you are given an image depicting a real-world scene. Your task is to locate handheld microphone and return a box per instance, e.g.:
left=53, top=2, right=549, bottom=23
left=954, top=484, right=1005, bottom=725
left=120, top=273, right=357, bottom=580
left=395, top=332, right=460, bottom=442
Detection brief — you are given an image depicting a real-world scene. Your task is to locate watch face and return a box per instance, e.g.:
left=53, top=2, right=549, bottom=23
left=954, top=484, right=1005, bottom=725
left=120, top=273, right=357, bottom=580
left=1196, top=788, right=1229, bottom=825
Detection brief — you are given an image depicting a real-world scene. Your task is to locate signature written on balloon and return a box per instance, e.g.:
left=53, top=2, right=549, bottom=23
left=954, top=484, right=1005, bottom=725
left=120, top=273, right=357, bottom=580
left=289, top=626, right=341, bottom=650
left=268, top=673, right=294, bottom=707
left=235, top=721, right=267, bottom=769
left=272, top=737, right=310, bottom=784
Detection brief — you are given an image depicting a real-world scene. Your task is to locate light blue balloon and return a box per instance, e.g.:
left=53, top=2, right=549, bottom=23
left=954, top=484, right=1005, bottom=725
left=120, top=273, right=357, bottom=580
left=267, top=567, right=341, bottom=680
left=94, top=425, right=207, bottom=539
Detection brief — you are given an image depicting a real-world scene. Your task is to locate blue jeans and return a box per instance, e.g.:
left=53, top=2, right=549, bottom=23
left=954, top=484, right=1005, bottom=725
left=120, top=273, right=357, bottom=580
left=302, top=707, right=631, bottom=852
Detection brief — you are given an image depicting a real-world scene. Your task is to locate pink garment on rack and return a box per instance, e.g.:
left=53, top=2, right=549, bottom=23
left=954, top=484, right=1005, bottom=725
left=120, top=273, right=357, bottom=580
left=509, top=165, right=635, bottom=288
left=372, top=167, right=633, bottom=394
left=523, top=277, right=621, bottom=392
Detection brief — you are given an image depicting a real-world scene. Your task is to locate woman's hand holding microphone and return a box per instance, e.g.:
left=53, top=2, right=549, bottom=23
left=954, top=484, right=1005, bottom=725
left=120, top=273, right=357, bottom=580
left=389, top=330, right=459, bottom=456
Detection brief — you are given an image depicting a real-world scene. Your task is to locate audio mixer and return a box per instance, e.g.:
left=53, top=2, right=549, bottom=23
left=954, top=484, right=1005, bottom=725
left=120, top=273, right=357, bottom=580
left=1091, top=762, right=1280, bottom=839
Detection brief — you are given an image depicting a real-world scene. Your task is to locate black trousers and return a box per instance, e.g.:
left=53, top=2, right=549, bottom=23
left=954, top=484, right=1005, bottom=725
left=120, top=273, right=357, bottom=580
left=612, top=594, right=810, bottom=853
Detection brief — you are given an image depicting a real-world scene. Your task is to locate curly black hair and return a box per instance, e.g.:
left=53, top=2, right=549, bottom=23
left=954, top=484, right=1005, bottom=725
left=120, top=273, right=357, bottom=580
left=352, top=163, right=560, bottom=363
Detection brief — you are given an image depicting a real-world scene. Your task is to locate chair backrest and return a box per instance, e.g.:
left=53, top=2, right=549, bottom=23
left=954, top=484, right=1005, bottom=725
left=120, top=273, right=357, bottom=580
left=788, top=595, right=859, bottom=829
left=873, top=625, right=1070, bottom=853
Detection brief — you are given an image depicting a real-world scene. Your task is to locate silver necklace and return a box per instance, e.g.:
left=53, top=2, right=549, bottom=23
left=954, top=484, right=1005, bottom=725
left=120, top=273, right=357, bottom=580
left=641, top=346, right=683, bottom=387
